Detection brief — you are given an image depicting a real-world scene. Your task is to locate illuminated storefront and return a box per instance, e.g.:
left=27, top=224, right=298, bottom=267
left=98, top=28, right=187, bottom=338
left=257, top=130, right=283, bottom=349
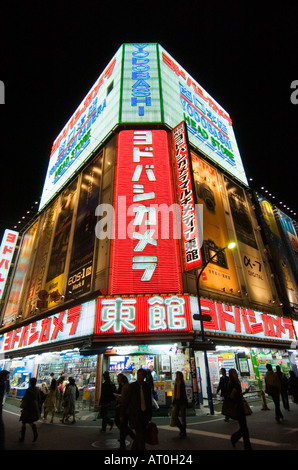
left=1, top=43, right=298, bottom=410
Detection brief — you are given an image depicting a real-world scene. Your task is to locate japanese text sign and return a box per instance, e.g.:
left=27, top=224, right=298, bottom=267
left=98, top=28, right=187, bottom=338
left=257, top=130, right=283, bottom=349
left=0, top=229, right=18, bottom=301
left=172, top=122, right=202, bottom=271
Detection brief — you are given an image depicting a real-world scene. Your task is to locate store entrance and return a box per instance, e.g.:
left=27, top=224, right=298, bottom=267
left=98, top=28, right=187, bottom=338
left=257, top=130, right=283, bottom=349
left=102, top=344, right=193, bottom=409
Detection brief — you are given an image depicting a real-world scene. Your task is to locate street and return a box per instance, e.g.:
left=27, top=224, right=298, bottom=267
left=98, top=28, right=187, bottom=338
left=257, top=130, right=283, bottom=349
left=2, top=397, right=298, bottom=455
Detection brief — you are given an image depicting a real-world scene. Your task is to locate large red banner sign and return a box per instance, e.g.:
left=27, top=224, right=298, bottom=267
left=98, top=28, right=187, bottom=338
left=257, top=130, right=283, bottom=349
left=95, top=295, right=191, bottom=335
left=172, top=122, right=202, bottom=271
left=109, top=130, right=182, bottom=294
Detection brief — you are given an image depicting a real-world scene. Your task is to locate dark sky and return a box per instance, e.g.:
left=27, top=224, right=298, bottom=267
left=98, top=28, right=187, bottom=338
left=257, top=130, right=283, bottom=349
left=1, top=2, right=298, bottom=241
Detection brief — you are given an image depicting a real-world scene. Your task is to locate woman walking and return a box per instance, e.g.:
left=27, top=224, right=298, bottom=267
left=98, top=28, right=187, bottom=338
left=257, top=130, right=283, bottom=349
left=227, top=368, right=252, bottom=450
left=19, top=377, right=40, bottom=443
left=62, top=377, right=78, bottom=423
left=44, top=379, right=59, bottom=423
left=172, top=371, right=188, bottom=438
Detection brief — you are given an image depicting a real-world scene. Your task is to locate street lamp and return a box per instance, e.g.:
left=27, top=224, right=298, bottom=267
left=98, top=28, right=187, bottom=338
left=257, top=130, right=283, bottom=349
left=193, top=242, right=237, bottom=415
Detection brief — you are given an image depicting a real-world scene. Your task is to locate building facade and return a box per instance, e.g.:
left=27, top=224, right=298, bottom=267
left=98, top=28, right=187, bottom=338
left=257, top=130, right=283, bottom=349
left=0, top=44, right=298, bottom=409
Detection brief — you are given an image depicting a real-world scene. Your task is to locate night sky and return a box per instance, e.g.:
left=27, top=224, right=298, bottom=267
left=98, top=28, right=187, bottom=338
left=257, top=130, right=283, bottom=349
left=1, top=2, right=298, bottom=241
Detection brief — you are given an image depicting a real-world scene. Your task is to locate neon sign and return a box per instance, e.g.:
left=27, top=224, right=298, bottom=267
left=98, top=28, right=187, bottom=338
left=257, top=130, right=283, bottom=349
left=0, top=230, right=18, bottom=300
left=172, top=122, right=202, bottom=271
left=0, top=300, right=96, bottom=353
left=109, top=129, right=182, bottom=294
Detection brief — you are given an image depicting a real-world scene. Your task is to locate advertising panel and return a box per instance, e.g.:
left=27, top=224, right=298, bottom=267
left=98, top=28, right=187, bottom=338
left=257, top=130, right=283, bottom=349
left=95, top=294, right=191, bottom=335
left=120, top=43, right=162, bottom=123
left=23, top=201, right=58, bottom=318
left=191, top=154, right=241, bottom=295
left=0, top=299, right=96, bottom=354
left=65, top=155, right=103, bottom=299
left=109, top=129, right=182, bottom=294
left=3, top=223, right=38, bottom=324
left=159, top=45, right=248, bottom=186
left=257, top=195, right=298, bottom=310
left=172, top=122, right=202, bottom=271
left=190, top=297, right=296, bottom=343
left=224, top=178, right=275, bottom=305
left=45, top=179, right=78, bottom=308
left=0, top=229, right=18, bottom=301
left=275, top=208, right=298, bottom=277
left=39, top=46, right=122, bottom=211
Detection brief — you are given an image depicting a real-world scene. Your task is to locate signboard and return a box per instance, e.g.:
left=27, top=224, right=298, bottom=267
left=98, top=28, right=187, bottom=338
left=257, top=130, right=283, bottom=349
left=0, top=299, right=96, bottom=353
left=39, top=47, right=122, bottom=211
left=120, top=43, right=162, bottom=123
left=190, top=297, right=296, bottom=343
left=257, top=195, right=298, bottom=309
left=224, top=177, right=275, bottom=305
left=39, top=43, right=247, bottom=213
left=191, top=155, right=241, bottom=295
left=95, top=294, right=191, bottom=335
left=159, top=45, right=248, bottom=186
left=172, top=122, right=202, bottom=271
left=0, top=229, right=18, bottom=300
left=3, top=223, right=38, bottom=324
left=109, top=129, right=182, bottom=294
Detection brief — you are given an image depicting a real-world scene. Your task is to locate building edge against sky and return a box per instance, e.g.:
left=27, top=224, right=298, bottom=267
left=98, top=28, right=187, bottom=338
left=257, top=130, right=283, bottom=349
left=0, top=44, right=298, bottom=411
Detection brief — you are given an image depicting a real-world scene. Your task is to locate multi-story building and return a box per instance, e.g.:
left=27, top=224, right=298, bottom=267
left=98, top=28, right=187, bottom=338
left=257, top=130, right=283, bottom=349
left=0, top=43, right=297, bottom=410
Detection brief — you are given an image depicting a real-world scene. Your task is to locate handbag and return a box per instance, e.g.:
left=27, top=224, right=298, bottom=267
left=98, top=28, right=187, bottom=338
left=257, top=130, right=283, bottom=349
left=145, top=421, right=159, bottom=445
left=170, top=406, right=176, bottom=427
left=242, top=398, right=252, bottom=416
left=221, top=398, right=239, bottom=420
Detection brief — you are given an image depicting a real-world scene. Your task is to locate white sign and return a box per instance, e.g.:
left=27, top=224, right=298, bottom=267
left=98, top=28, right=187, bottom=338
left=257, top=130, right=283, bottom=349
left=39, top=47, right=123, bottom=211
left=0, top=299, right=96, bottom=353
left=0, top=229, right=18, bottom=300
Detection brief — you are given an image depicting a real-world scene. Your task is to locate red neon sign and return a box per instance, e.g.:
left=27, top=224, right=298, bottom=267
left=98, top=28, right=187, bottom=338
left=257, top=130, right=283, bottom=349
left=109, top=130, right=182, bottom=294
left=172, top=122, right=202, bottom=271
left=95, top=294, right=191, bottom=335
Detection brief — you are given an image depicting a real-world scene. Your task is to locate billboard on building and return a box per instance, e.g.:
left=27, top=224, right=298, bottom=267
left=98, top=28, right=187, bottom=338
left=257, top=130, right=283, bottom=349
left=224, top=178, right=276, bottom=306
left=39, top=44, right=247, bottom=213
left=65, top=155, right=103, bottom=300
left=23, top=202, right=58, bottom=318
left=45, top=179, right=78, bottom=309
left=257, top=194, right=298, bottom=311
left=2, top=223, right=38, bottom=325
left=109, top=129, right=182, bottom=294
left=191, top=154, right=241, bottom=296
left=158, top=46, right=248, bottom=187
left=0, top=229, right=18, bottom=301
left=39, top=47, right=122, bottom=211
left=172, top=122, right=202, bottom=271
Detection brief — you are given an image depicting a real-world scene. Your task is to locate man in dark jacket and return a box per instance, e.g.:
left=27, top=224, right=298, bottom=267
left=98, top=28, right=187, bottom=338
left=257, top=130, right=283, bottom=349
left=99, top=371, right=116, bottom=432
left=121, top=368, right=152, bottom=449
left=0, top=370, right=10, bottom=450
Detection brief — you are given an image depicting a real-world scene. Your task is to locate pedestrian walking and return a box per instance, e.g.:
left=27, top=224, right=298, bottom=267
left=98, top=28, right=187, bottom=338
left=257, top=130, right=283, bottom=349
left=44, top=379, right=59, bottom=423
left=226, top=368, right=252, bottom=450
left=0, top=370, right=10, bottom=450
left=120, top=368, right=152, bottom=450
left=61, top=377, right=78, bottom=423
left=172, top=371, right=188, bottom=438
left=99, top=371, right=116, bottom=433
left=19, top=377, right=40, bottom=443
left=217, top=368, right=229, bottom=421
left=39, top=382, right=48, bottom=416
left=265, top=364, right=283, bottom=423
left=288, top=371, right=298, bottom=405
left=276, top=366, right=290, bottom=411
left=117, top=374, right=135, bottom=449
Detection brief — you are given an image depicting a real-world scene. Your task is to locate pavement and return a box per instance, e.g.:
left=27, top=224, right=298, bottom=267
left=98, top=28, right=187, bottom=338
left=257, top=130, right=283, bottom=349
left=2, top=395, right=298, bottom=453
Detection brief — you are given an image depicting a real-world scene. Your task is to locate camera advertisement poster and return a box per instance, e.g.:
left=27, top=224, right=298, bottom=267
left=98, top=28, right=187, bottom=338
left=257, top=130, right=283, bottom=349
left=191, top=154, right=241, bottom=295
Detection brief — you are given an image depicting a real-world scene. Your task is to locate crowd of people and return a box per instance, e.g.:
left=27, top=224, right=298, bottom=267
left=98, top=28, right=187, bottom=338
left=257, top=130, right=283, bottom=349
left=217, top=363, right=298, bottom=450
left=98, top=368, right=188, bottom=450
left=0, top=369, right=80, bottom=448
left=1, top=362, right=298, bottom=451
